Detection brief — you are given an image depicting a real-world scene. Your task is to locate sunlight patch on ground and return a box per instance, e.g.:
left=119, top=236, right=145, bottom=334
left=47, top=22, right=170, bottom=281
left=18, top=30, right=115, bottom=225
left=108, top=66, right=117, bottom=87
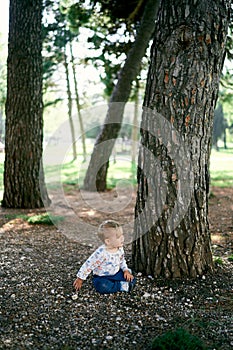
left=211, top=233, right=226, bottom=244
left=0, top=218, right=31, bottom=233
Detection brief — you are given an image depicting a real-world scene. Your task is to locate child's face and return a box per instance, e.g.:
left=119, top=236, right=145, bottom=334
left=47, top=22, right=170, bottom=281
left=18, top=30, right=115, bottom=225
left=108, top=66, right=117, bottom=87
left=104, top=227, right=124, bottom=249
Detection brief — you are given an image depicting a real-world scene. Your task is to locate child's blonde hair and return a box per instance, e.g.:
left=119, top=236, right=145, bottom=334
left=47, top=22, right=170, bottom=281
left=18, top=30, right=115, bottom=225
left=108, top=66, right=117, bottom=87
left=97, top=220, right=121, bottom=243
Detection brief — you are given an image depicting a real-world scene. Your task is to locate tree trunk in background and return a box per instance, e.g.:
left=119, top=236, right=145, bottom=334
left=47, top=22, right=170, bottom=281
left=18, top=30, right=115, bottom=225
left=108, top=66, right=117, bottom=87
left=69, top=41, right=86, bottom=161
left=2, top=0, right=50, bottom=208
left=64, top=48, right=77, bottom=161
left=83, top=0, right=160, bottom=191
left=131, top=80, right=140, bottom=164
left=132, top=0, right=230, bottom=278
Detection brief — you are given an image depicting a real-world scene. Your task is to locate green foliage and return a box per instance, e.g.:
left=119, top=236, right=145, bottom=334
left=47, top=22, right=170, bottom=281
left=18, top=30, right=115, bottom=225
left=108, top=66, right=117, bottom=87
left=27, top=213, right=64, bottom=225
left=214, top=257, right=224, bottom=265
left=61, top=2, right=92, bottom=33
left=151, top=328, right=207, bottom=350
left=227, top=254, right=233, bottom=262
left=42, top=0, right=149, bottom=104
left=5, top=214, right=29, bottom=221
left=4, top=213, right=64, bottom=226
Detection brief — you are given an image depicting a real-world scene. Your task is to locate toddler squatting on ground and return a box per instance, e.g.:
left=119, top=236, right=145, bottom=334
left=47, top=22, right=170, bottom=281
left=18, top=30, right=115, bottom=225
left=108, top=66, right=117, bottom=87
left=73, top=220, right=136, bottom=294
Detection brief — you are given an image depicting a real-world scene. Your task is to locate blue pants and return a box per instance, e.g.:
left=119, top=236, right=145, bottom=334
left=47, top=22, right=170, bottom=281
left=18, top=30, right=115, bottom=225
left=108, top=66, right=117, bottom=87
left=93, top=270, right=135, bottom=294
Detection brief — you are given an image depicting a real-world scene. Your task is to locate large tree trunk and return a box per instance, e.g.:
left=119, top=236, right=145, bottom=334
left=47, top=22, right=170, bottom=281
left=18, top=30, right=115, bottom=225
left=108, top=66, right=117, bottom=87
left=2, top=0, right=50, bottom=208
left=132, top=0, right=230, bottom=278
left=83, top=0, right=160, bottom=192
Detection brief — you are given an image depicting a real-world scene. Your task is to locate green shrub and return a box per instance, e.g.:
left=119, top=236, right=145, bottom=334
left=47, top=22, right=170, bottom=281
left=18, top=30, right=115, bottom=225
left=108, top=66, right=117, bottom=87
left=5, top=213, right=64, bottom=225
left=27, top=213, right=64, bottom=225
left=151, top=328, right=207, bottom=350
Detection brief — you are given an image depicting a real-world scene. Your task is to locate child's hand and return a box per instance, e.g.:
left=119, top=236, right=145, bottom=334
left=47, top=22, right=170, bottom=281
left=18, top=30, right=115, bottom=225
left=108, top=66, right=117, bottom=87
left=124, top=270, right=134, bottom=282
left=73, top=277, right=83, bottom=291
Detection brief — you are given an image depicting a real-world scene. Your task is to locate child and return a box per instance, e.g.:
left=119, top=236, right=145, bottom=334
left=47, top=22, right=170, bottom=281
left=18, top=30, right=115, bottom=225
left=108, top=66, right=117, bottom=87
left=73, top=220, right=136, bottom=294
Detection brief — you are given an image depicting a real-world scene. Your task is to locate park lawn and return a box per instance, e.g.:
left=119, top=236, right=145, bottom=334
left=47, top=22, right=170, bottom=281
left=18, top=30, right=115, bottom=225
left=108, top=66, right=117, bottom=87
left=0, top=148, right=232, bottom=200
left=44, top=147, right=233, bottom=190
left=210, top=148, right=233, bottom=187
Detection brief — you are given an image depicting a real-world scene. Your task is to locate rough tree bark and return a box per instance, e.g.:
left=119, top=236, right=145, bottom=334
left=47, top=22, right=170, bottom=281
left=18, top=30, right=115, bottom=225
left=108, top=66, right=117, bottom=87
left=2, top=0, right=50, bottom=208
left=83, top=0, right=160, bottom=191
left=132, top=0, right=230, bottom=278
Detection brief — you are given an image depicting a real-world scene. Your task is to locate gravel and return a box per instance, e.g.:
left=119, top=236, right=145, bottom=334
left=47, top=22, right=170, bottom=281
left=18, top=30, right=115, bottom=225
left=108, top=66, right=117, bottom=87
left=0, top=222, right=233, bottom=350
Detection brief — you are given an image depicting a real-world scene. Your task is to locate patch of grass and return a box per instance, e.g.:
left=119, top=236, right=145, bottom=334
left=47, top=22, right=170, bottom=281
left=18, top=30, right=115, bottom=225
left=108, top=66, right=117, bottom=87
left=4, top=213, right=64, bottom=225
left=227, top=254, right=233, bottom=262
left=0, top=146, right=232, bottom=201
left=48, top=148, right=233, bottom=190
left=210, top=171, right=233, bottom=187
left=210, top=148, right=233, bottom=187
left=151, top=328, right=207, bottom=350
left=27, top=213, right=64, bottom=225
left=107, top=160, right=137, bottom=189
left=5, top=214, right=29, bottom=221
left=214, top=257, right=224, bottom=266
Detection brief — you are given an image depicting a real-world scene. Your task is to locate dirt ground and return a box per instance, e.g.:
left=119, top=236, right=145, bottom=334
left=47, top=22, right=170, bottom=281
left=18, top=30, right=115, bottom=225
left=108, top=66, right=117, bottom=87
left=0, top=186, right=232, bottom=349
left=45, top=184, right=233, bottom=255
left=208, top=186, right=233, bottom=259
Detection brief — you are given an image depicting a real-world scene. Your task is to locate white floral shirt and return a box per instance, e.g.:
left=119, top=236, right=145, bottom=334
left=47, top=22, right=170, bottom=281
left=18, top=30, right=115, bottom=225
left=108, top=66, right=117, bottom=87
left=76, top=245, right=128, bottom=280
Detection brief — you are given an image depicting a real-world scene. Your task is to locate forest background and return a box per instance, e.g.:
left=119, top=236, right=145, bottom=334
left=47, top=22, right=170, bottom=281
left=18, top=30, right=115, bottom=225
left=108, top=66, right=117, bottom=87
left=0, top=0, right=232, bottom=203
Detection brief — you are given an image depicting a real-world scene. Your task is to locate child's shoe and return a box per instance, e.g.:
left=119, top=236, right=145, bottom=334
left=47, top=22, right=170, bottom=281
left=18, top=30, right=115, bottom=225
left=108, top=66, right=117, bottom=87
left=120, top=281, right=130, bottom=292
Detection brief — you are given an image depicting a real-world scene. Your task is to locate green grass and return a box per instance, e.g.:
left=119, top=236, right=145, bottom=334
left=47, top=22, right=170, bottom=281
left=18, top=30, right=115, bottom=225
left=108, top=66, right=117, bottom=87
left=44, top=147, right=233, bottom=190
left=214, top=256, right=224, bottom=266
left=107, top=159, right=137, bottom=188
left=44, top=156, right=137, bottom=190
left=210, top=147, right=233, bottom=187
left=151, top=328, right=207, bottom=350
left=0, top=147, right=232, bottom=200
left=4, top=213, right=64, bottom=225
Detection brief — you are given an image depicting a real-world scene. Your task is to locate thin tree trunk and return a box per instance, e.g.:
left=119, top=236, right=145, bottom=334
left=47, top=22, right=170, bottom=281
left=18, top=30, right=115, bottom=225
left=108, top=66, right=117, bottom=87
left=83, top=0, right=160, bottom=191
left=63, top=48, right=77, bottom=161
left=132, top=0, right=230, bottom=278
left=131, top=80, right=140, bottom=164
left=2, top=0, right=50, bottom=208
left=69, top=41, right=86, bottom=161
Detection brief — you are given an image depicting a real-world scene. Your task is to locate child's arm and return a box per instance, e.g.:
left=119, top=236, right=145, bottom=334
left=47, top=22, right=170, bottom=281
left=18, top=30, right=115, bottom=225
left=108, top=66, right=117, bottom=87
left=73, top=246, right=105, bottom=290
left=123, top=269, right=134, bottom=282
left=73, top=277, right=83, bottom=291
left=119, top=248, right=134, bottom=281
